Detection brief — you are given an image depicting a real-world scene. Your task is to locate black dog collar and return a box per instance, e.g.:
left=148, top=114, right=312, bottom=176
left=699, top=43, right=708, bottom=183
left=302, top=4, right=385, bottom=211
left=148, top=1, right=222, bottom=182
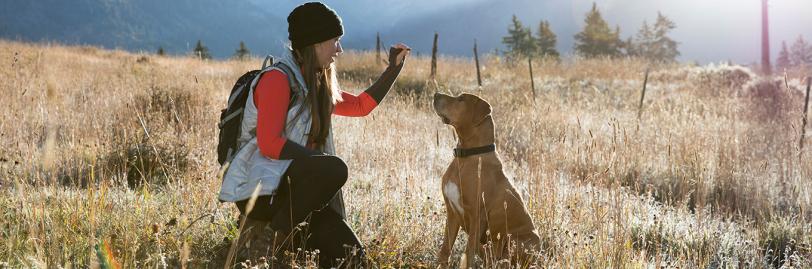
left=453, top=144, right=496, bottom=158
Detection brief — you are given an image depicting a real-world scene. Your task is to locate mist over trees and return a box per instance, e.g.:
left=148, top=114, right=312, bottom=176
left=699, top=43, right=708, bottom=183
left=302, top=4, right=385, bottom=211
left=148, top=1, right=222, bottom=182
left=776, top=35, right=812, bottom=71
left=503, top=2, right=680, bottom=63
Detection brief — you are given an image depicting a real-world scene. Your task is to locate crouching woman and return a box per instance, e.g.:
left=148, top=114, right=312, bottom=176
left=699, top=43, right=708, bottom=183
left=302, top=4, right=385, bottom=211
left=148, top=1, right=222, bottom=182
left=218, top=2, right=410, bottom=267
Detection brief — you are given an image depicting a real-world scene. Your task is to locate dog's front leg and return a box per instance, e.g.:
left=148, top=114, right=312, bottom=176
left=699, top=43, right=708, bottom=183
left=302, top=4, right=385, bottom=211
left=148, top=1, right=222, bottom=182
left=438, top=203, right=460, bottom=269
left=464, top=227, right=482, bottom=269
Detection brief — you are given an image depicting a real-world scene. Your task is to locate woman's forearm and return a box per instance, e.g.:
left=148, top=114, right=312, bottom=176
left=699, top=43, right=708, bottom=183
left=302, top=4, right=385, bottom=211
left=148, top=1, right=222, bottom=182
left=363, top=46, right=406, bottom=104
left=279, top=140, right=322, bottom=160
left=363, top=63, right=403, bottom=104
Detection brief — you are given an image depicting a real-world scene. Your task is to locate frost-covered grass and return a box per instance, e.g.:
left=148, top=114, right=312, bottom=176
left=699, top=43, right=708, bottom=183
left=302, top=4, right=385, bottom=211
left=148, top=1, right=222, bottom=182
left=0, top=40, right=810, bottom=268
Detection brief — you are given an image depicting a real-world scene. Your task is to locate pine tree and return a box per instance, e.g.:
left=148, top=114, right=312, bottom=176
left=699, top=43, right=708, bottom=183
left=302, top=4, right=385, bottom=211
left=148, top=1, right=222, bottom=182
left=535, top=20, right=559, bottom=60
left=629, top=12, right=679, bottom=62
left=628, top=20, right=654, bottom=58
left=234, top=41, right=251, bottom=60
left=574, top=3, right=622, bottom=57
left=790, top=35, right=812, bottom=67
left=776, top=41, right=791, bottom=72
left=502, top=15, right=524, bottom=56
left=650, top=12, right=679, bottom=62
left=622, top=36, right=635, bottom=56
left=522, top=27, right=538, bottom=57
left=193, top=40, right=211, bottom=60
left=157, top=46, right=165, bottom=56
left=502, top=15, right=536, bottom=59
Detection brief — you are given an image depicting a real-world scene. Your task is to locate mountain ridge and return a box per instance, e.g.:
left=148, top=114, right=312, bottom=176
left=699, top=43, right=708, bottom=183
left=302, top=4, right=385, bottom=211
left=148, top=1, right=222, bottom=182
left=0, top=0, right=287, bottom=58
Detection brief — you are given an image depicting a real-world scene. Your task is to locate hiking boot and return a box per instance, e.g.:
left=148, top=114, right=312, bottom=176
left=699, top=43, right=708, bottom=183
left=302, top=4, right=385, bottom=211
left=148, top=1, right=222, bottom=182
left=235, top=217, right=277, bottom=263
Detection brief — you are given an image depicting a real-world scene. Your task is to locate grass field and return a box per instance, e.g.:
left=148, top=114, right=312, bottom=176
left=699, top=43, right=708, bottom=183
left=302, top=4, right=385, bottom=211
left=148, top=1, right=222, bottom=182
left=0, top=39, right=811, bottom=268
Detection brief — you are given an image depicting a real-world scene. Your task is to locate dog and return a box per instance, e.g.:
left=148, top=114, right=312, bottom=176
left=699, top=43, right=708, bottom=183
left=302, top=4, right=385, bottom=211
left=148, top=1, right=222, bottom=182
left=433, top=92, right=540, bottom=268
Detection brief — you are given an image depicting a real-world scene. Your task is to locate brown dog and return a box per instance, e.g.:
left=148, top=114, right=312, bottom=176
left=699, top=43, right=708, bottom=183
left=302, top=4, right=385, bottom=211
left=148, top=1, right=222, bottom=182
left=433, top=93, right=540, bottom=268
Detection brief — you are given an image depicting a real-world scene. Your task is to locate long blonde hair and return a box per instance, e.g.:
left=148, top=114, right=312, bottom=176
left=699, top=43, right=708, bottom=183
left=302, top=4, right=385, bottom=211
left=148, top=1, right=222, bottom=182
left=292, top=45, right=342, bottom=149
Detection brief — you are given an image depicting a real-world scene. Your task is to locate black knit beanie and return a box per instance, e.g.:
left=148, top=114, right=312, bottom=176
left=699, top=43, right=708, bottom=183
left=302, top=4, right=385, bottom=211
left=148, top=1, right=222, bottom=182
left=287, top=2, right=344, bottom=50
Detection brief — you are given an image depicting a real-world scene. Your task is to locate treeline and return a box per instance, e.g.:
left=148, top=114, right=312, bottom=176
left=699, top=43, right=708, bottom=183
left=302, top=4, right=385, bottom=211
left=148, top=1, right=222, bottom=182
left=156, top=40, right=251, bottom=60
left=776, top=36, right=812, bottom=72
left=502, top=2, right=680, bottom=62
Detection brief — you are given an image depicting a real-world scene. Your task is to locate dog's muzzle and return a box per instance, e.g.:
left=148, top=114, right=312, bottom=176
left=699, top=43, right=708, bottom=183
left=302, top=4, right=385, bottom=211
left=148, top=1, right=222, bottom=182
left=433, top=94, right=451, bottom=124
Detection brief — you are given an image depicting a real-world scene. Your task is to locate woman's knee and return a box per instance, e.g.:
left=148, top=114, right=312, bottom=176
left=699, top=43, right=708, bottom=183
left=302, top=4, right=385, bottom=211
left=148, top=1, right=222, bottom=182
left=321, top=155, right=348, bottom=186
left=235, top=196, right=275, bottom=221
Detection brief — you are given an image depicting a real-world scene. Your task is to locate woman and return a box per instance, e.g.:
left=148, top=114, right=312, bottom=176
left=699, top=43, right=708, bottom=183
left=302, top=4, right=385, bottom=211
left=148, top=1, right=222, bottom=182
left=218, top=2, right=410, bottom=267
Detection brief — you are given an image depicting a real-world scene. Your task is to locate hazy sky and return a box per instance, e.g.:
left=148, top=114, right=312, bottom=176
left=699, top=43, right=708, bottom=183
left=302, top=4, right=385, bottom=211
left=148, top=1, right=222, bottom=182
left=17, top=0, right=800, bottom=63
left=266, top=0, right=812, bottom=63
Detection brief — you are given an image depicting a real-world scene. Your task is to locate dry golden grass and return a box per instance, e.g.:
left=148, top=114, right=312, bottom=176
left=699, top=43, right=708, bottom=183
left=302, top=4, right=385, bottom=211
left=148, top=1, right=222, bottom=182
left=1, top=39, right=811, bottom=268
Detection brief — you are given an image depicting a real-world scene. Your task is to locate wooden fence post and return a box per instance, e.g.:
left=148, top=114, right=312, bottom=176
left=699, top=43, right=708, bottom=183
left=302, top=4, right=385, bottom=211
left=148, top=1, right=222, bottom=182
left=528, top=57, right=536, bottom=102
left=474, top=39, right=482, bottom=87
left=800, top=76, right=811, bottom=159
left=638, top=69, right=650, bottom=119
left=376, top=32, right=381, bottom=64
left=431, top=32, right=438, bottom=81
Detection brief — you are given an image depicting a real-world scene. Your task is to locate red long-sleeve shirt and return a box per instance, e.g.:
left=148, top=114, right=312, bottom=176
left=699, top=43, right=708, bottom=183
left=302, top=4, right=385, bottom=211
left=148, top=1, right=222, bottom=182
left=254, top=70, right=379, bottom=159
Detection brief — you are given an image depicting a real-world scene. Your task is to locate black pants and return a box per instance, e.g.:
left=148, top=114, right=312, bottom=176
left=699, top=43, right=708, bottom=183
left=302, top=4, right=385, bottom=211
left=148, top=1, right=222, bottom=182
left=236, top=155, right=364, bottom=268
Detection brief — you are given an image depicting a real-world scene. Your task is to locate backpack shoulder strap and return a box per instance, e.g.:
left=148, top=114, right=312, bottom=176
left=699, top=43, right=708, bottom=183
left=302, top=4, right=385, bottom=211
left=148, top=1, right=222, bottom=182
left=272, top=62, right=298, bottom=88
left=250, top=60, right=300, bottom=110
left=262, top=55, right=274, bottom=69
left=250, top=56, right=298, bottom=94
left=256, top=55, right=297, bottom=89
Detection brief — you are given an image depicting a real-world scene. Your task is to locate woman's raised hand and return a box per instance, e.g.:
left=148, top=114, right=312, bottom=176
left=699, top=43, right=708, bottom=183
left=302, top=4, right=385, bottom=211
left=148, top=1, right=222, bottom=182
left=388, top=43, right=411, bottom=67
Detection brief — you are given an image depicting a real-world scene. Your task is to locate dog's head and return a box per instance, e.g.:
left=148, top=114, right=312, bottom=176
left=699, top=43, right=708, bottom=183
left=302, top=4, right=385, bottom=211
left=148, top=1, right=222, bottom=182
left=433, top=92, right=492, bottom=129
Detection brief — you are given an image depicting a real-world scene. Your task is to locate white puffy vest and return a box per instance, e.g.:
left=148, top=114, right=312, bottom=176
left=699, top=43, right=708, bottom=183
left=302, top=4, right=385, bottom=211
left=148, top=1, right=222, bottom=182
left=218, top=51, right=344, bottom=218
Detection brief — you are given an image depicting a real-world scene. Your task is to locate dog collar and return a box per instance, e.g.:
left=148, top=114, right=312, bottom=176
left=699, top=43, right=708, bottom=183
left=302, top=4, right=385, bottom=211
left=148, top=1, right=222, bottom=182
left=453, top=144, right=496, bottom=158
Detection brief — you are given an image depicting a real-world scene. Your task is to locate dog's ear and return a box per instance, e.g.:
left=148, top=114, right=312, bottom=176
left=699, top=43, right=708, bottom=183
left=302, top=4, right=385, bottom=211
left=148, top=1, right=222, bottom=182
left=476, top=98, right=492, bottom=118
